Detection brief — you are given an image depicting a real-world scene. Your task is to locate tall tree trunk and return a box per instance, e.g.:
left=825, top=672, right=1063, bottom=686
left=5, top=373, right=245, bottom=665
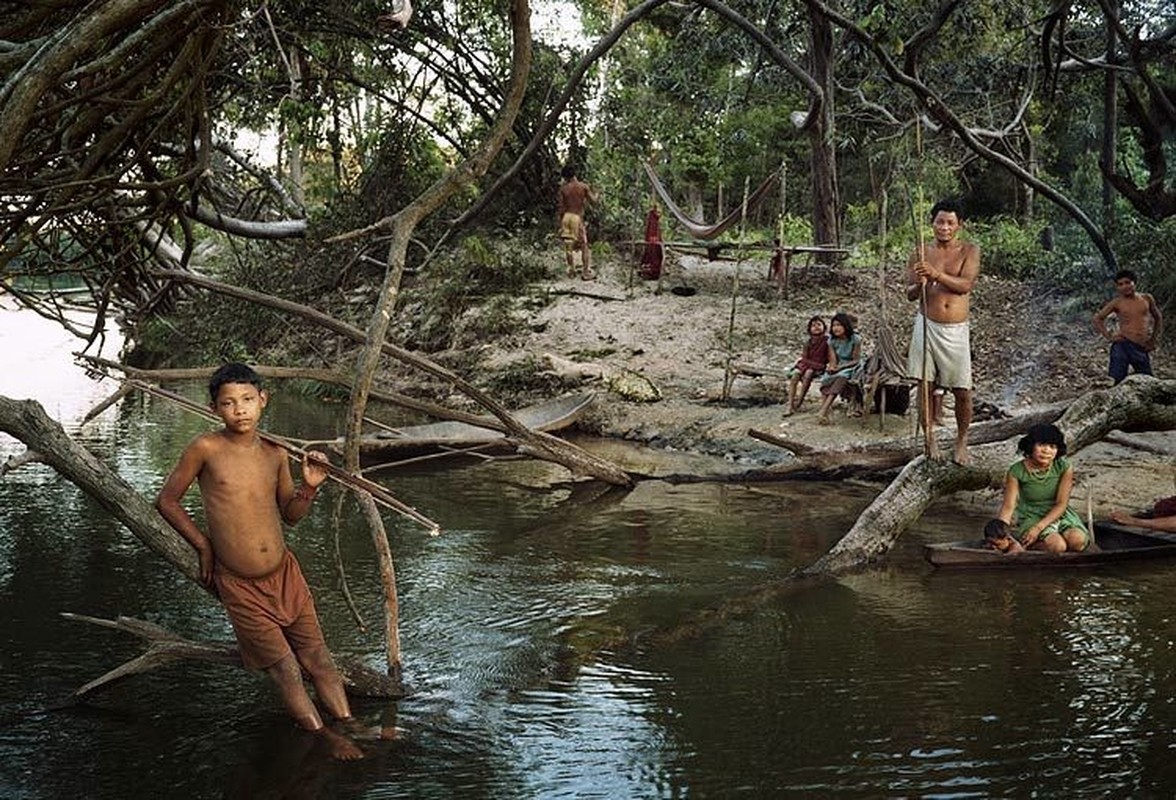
left=807, top=6, right=839, bottom=254
left=1101, top=0, right=1119, bottom=242
left=286, top=51, right=306, bottom=208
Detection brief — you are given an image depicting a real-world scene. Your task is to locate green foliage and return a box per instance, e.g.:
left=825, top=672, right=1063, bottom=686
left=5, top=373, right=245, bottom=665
left=149, top=292, right=272, bottom=366
left=132, top=227, right=334, bottom=367
left=775, top=214, right=814, bottom=246
left=1114, top=216, right=1176, bottom=316
left=403, top=235, right=552, bottom=352
left=840, top=200, right=908, bottom=267
left=968, top=216, right=1052, bottom=280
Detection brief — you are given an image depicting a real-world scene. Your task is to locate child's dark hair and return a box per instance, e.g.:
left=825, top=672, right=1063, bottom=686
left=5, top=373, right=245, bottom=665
left=829, top=312, right=855, bottom=339
left=984, top=518, right=1013, bottom=540
left=1114, top=268, right=1137, bottom=282
left=1017, top=423, right=1067, bottom=457
left=561, top=164, right=577, bottom=180
left=807, top=315, right=826, bottom=333
left=930, top=198, right=965, bottom=221
left=209, top=362, right=263, bottom=402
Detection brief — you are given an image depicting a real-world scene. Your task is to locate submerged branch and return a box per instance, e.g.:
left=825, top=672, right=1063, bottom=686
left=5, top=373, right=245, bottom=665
left=59, top=613, right=403, bottom=701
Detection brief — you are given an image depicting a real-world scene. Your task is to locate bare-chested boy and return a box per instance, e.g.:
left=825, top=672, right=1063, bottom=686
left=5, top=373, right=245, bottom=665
left=156, top=363, right=363, bottom=760
left=1092, top=269, right=1163, bottom=384
left=905, top=199, right=980, bottom=464
left=557, top=164, right=597, bottom=280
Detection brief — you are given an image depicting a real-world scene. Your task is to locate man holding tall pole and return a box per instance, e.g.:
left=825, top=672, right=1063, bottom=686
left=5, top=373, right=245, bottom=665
left=905, top=199, right=980, bottom=465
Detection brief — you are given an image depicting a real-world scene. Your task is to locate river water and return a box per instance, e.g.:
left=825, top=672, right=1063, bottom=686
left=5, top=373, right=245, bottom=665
left=3, top=301, right=1176, bottom=798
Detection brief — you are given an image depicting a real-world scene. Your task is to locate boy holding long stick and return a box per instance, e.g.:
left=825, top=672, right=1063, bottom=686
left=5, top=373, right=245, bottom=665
left=156, top=362, right=363, bottom=760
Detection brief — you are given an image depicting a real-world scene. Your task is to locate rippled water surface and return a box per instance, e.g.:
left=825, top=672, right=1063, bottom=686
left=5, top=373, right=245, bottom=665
left=3, top=303, right=1176, bottom=798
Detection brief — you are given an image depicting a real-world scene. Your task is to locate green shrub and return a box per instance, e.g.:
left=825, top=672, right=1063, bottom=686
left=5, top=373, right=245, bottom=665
left=968, top=216, right=1052, bottom=279
left=1113, top=216, right=1176, bottom=315
left=403, top=234, right=552, bottom=352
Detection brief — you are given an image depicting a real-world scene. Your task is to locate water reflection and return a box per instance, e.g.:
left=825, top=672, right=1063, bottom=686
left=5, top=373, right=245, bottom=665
left=6, top=306, right=1176, bottom=797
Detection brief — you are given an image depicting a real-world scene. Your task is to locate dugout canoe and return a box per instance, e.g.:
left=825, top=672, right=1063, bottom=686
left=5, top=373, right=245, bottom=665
left=924, top=522, right=1176, bottom=568
left=357, top=392, right=595, bottom=459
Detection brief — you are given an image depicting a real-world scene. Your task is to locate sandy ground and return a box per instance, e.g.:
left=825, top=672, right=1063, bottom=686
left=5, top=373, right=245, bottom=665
left=480, top=249, right=1175, bottom=517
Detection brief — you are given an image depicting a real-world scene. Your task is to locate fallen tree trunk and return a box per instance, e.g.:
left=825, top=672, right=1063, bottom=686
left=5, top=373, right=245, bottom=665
left=747, top=400, right=1069, bottom=479
left=803, top=376, right=1176, bottom=576
left=0, top=396, right=403, bottom=697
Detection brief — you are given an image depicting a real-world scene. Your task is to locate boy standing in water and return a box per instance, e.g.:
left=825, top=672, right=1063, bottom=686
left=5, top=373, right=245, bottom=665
left=156, top=363, right=363, bottom=760
left=1092, top=269, right=1163, bottom=384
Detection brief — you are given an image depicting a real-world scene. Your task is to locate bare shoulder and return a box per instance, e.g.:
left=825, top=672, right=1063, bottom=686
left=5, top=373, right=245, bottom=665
left=1097, top=295, right=1123, bottom=312
left=260, top=438, right=289, bottom=470
left=185, top=430, right=224, bottom=458
left=162, top=431, right=222, bottom=486
left=260, top=438, right=285, bottom=459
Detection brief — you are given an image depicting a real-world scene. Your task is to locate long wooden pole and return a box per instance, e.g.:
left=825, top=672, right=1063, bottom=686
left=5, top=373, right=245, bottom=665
left=913, top=120, right=933, bottom=457
left=721, top=177, right=752, bottom=402
left=127, top=380, right=441, bottom=534
left=906, top=185, right=931, bottom=455
left=918, top=209, right=933, bottom=457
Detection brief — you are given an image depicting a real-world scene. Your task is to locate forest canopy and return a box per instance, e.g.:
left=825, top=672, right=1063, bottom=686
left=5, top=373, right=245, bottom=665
left=0, top=0, right=1173, bottom=356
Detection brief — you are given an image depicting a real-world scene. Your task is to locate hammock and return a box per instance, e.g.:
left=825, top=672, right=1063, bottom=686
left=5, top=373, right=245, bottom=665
left=642, top=161, right=779, bottom=240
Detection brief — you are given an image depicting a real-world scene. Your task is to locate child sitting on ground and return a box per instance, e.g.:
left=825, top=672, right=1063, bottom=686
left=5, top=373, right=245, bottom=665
left=783, top=316, right=827, bottom=416
left=982, top=518, right=1024, bottom=554
left=816, top=312, right=863, bottom=425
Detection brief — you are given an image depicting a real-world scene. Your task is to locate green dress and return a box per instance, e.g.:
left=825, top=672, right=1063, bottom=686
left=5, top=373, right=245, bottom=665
left=1008, top=456, right=1087, bottom=538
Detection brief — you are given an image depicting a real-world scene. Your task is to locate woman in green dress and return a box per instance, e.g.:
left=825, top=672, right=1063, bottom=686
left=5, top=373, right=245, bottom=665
left=996, top=424, right=1090, bottom=553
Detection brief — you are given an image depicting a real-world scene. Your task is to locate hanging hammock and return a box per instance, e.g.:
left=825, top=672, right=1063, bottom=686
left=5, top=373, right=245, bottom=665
left=642, top=161, right=779, bottom=240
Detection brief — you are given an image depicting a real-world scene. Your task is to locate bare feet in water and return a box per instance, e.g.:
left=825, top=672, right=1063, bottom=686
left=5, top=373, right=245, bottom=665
left=317, top=726, right=365, bottom=761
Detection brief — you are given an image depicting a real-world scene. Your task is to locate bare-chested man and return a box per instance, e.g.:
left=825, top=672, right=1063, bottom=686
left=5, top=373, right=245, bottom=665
left=1092, top=269, right=1163, bottom=384
left=156, top=363, right=363, bottom=760
left=557, top=164, right=597, bottom=280
left=905, top=199, right=980, bottom=464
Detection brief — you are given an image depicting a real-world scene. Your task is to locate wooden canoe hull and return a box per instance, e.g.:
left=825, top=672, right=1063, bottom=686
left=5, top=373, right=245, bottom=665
left=924, top=522, right=1176, bottom=568
left=357, top=392, right=595, bottom=459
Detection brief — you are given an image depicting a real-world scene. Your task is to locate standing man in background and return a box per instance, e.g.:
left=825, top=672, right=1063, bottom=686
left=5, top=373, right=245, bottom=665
left=906, top=199, right=980, bottom=465
left=557, top=164, right=597, bottom=281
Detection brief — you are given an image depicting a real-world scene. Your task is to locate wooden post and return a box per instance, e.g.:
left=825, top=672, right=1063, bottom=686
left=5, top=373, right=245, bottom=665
left=721, top=178, right=752, bottom=403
